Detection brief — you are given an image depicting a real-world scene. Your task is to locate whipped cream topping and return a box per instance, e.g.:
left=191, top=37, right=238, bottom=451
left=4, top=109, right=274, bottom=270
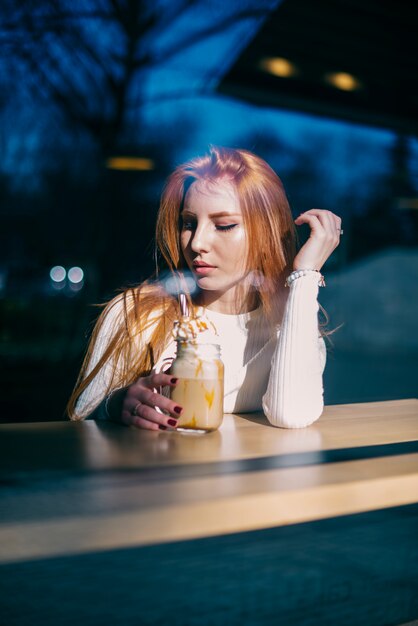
left=173, top=310, right=218, bottom=344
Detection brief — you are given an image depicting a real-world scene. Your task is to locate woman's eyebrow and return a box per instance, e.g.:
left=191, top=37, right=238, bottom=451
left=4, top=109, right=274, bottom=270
left=209, top=211, right=241, bottom=218
left=181, top=210, right=241, bottom=218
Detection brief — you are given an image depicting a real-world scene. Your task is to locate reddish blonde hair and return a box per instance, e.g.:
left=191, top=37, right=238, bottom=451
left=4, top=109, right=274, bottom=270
left=157, top=146, right=296, bottom=317
left=67, top=146, right=331, bottom=420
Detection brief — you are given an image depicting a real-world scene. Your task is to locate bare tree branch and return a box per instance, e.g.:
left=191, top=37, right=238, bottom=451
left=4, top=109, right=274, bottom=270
left=1, top=0, right=275, bottom=154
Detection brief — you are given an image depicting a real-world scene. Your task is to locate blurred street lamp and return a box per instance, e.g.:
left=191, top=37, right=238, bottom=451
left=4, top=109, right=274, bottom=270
left=259, top=56, right=298, bottom=78
left=68, top=266, right=84, bottom=284
left=106, top=157, right=155, bottom=171
left=50, top=266, right=66, bottom=282
left=325, top=71, right=361, bottom=91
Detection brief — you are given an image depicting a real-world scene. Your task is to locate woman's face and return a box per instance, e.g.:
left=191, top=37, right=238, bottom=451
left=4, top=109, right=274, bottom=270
left=180, top=179, right=248, bottom=312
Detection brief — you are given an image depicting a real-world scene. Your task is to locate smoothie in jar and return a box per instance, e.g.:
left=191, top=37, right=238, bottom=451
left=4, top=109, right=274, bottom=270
left=170, top=314, right=224, bottom=432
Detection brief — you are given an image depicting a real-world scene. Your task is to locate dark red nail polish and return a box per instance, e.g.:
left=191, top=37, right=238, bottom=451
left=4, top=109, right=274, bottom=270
left=159, top=425, right=167, bottom=430
left=174, top=406, right=182, bottom=415
left=171, top=377, right=178, bottom=384
left=168, top=418, right=178, bottom=427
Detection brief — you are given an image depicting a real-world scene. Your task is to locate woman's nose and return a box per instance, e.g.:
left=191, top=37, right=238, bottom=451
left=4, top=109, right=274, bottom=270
left=190, top=225, right=210, bottom=253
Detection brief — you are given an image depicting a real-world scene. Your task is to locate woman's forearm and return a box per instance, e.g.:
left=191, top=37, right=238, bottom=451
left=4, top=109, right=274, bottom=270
left=262, top=272, right=327, bottom=428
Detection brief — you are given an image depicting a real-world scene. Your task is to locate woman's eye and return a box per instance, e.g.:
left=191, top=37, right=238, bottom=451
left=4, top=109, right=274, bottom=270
left=182, top=221, right=196, bottom=231
left=181, top=221, right=238, bottom=232
left=216, top=224, right=237, bottom=232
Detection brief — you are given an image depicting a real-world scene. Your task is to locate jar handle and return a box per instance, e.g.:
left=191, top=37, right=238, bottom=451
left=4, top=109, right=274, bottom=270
left=152, top=357, right=175, bottom=413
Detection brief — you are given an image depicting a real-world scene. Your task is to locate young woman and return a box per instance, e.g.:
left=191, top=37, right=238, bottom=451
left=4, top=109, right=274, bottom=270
left=67, top=146, right=342, bottom=429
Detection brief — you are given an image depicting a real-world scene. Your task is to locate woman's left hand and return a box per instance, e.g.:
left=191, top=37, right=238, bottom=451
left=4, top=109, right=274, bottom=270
left=293, top=209, right=343, bottom=271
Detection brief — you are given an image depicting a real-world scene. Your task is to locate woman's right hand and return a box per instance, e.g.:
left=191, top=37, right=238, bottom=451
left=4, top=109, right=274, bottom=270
left=118, top=373, right=183, bottom=430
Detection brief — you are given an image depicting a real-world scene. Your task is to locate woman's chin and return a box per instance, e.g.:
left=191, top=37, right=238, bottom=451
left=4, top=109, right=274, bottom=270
left=195, top=275, right=215, bottom=288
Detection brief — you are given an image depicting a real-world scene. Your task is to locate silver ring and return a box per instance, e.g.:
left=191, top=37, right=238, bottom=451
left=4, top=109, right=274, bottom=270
left=337, top=228, right=344, bottom=235
left=132, top=402, right=142, bottom=417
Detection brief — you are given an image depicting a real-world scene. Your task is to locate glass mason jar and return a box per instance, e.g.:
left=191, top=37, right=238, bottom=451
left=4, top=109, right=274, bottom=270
left=170, top=341, right=224, bottom=432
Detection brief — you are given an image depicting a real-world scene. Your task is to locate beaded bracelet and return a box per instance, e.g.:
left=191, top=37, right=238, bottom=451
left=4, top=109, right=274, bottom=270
left=285, top=269, right=326, bottom=288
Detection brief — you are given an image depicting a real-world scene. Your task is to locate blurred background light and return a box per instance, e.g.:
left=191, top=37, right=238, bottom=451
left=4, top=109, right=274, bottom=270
left=51, top=281, right=66, bottom=291
left=260, top=56, right=298, bottom=78
left=106, top=157, right=155, bottom=171
left=50, top=266, right=66, bottom=282
left=68, top=267, right=84, bottom=284
left=325, top=71, right=361, bottom=91
left=163, top=272, right=197, bottom=296
left=69, top=281, right=84, bottom=293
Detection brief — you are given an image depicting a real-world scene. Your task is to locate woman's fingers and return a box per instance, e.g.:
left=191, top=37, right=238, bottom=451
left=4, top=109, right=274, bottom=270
left=313, top=209, right=342, bottom=236
left=120, top=410, right=160, bottom=430
left=121, top=401, right=180, bottom=430
left=127, top=386, right=182, bottom=418
left=122, top=375, right=183, bottom=430
left=294, top=211, right=340, bottom=249
left=296, top=209, right=342, bottom=237
left=146, top=372, right=179, bottom=389
left=133, top=415, right=167, bottom=431
left=293, top=209, right=343, bottom=271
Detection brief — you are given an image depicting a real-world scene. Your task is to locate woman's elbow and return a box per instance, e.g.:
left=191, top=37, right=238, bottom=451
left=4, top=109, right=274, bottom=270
left=262, top=398, right=324, bottom=429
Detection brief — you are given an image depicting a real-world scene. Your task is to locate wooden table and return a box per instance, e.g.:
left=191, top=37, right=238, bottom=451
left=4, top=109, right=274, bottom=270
left=1, top=398, right=418, bottom=626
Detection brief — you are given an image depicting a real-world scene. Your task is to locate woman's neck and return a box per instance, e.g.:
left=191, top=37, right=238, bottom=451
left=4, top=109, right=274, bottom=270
left=195, top=290, right=259, bottom=315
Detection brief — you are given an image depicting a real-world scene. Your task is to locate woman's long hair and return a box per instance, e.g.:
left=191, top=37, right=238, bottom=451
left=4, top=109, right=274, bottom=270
left=67, top=145, right=335, bottom=420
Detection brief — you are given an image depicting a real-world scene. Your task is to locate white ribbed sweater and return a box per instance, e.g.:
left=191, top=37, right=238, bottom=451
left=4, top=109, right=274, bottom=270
left=76, top=272, right=327, bottom=428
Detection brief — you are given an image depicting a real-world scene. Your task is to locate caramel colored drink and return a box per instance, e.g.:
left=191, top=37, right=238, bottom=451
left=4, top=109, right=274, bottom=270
left=170, top=342, right=224, bottom=432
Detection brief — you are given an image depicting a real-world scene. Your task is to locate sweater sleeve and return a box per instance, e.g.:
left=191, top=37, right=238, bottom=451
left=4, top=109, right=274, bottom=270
left=74, top=295, right=127, bottom=420
left=262, top=272, right=327, bottom=429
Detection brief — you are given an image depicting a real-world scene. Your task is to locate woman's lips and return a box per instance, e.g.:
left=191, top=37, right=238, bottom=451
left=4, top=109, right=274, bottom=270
left=193, top=264, right=216, bottom=275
